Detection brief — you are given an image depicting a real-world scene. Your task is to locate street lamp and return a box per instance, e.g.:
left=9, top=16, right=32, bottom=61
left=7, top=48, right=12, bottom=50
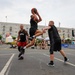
left=59, top=22, right=61, bottom=27
left=5, top=16, right=7, bottom=22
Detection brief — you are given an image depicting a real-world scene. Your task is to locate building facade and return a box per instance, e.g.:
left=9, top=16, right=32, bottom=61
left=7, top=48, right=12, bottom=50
left=0, top=22, right=75, bottom=40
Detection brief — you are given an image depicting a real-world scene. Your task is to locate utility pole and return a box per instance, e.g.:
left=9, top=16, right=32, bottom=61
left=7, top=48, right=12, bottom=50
left=5, top=16, right=7, bottom=22
left=59, top=22, right=60, bottom=27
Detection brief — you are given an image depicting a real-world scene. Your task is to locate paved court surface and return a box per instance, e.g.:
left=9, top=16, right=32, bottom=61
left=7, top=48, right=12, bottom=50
left=0, top=44, right=75, bottom=75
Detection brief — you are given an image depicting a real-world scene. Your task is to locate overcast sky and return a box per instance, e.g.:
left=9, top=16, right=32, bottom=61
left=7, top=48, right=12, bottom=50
left=0, top=0, right=75, bottom=28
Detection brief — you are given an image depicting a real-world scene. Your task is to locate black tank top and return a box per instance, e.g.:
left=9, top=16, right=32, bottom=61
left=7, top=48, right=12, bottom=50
left=19, top=30, right=26, bottom=42
left=30, top=18, right=38, bottom=29
left=48, top=25, right=61, bottom=43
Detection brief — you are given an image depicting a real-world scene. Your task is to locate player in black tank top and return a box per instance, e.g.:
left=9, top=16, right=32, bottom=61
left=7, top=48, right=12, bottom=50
left=17, top=25, right=28, bottom=60
left=29, top=16, right=38, bottom=37
left=23, top=8, right=44, bottom=49
left=28, top=8, right=43, bottom=39
left=43, top=21, right=69, bottom=66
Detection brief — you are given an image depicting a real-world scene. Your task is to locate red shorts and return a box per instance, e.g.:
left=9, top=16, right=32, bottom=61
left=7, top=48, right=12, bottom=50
left=17, top=42, right=27, bottom=47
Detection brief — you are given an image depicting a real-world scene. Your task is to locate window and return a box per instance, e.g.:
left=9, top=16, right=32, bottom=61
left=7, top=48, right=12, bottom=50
left=10, top=27, right=12, bottom=32
left=3, top=26, right=5, bottom=31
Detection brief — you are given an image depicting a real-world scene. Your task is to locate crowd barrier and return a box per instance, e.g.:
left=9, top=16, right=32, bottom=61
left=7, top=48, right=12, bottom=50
left=61, top=44, right=75, bottom=49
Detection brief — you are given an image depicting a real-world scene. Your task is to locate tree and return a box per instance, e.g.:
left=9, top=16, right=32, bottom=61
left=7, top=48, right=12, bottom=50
left=65, top=39, right=71, bottom=44
left=12, top=36, right=16, bottom=40
left=0, top=35, right=2, bottom=40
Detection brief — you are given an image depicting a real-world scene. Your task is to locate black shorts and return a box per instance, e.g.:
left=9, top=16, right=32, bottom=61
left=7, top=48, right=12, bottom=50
left=50, top=40, right=61, bottom=54
left=29, top=27, right=37, bottom=37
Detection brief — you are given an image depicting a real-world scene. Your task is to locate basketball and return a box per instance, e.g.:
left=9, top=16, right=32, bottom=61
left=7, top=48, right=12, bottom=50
left=31, top=8, right=37, bottom=14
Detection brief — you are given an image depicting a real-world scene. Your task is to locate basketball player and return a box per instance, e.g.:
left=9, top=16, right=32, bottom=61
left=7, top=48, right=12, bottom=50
left=43, top=21, right=69, bottom=66
left=24, top=8, right=44, bottom=49
left=17, top=24, right=28, bottom=60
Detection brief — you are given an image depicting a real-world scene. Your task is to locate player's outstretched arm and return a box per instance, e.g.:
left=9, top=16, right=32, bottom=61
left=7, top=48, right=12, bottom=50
left=42, top=26, right=51, bottom=33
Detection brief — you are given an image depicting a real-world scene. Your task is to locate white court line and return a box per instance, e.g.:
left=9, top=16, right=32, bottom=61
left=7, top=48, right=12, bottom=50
left=43, top=53, right=75, bottom=67
left=0, top=54, right=15, bottom=75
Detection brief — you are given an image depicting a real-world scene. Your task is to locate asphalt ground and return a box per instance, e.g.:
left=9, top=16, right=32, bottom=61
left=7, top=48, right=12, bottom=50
left=0, top=44, right=75, bottom=75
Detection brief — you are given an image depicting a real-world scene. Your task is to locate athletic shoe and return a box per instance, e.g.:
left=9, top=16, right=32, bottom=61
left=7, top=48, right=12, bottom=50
left=47, top=62, right=55, bottom=67
left=18, top=56, right=24, bottom=60
left=64, top=57, right=69, bottom=63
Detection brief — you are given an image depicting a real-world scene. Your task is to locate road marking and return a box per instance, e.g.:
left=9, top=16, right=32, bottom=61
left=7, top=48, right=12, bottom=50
left=43, top=53, right=75, bottom=67
left=5, top=64, right=11, bottom=75
left=0, top=54, right=15, bottom=75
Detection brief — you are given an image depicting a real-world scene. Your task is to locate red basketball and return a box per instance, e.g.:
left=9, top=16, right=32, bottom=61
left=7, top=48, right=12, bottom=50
left=31, top=8, right=37, bottom=14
